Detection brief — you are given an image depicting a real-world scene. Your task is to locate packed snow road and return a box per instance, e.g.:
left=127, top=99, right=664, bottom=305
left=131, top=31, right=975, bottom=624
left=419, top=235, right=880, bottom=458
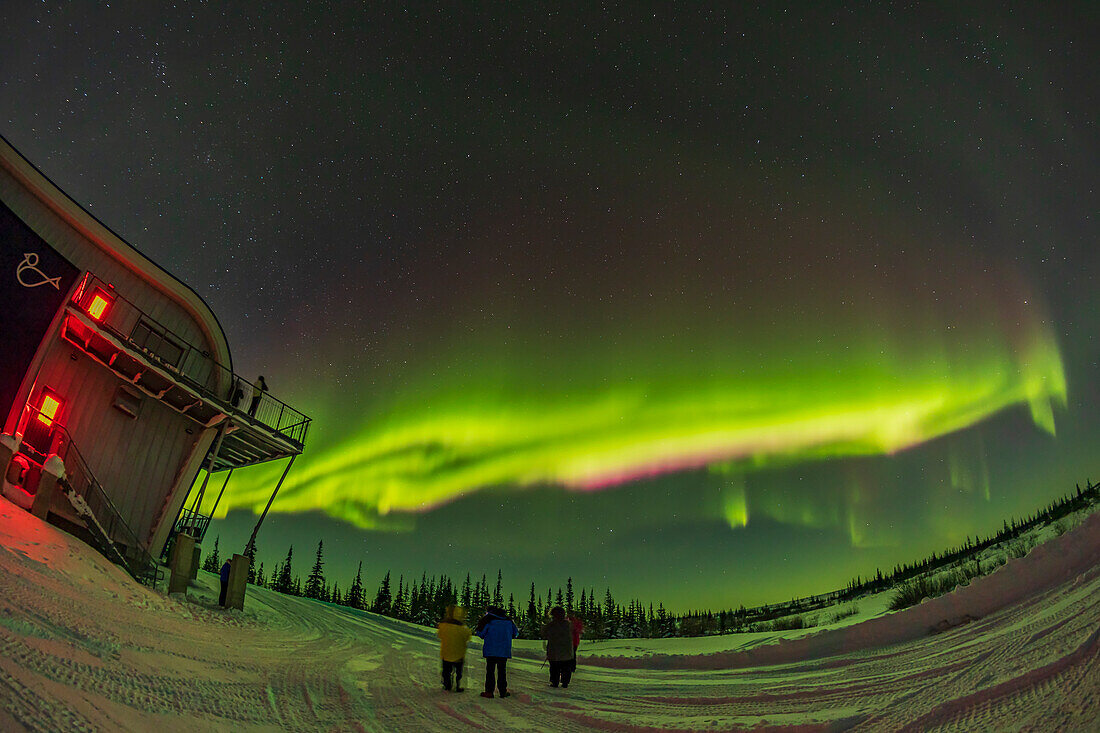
left=0, top=500, right=1097, bottom=731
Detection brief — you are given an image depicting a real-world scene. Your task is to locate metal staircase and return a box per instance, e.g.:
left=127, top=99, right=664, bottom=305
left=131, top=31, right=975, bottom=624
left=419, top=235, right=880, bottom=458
left=58, top=474, right=162, bottom=586
left=60, top=481, right=132, bottom=569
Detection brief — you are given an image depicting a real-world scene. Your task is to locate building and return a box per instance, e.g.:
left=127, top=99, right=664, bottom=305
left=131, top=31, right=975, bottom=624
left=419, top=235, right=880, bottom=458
left=0, top=135, right=308, bottom=583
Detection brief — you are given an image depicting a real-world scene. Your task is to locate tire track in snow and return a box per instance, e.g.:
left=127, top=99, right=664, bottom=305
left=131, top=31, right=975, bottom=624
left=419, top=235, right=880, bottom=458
left=0, top=500, right=1098, bottom=731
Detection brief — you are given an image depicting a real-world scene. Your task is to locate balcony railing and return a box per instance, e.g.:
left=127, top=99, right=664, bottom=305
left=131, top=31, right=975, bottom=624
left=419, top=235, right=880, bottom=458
left=72, top=274, right=311, bottom=446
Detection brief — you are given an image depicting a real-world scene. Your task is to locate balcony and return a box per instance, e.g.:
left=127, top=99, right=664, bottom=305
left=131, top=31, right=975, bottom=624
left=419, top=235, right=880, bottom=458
left=62, top=274, right=310, bottom=469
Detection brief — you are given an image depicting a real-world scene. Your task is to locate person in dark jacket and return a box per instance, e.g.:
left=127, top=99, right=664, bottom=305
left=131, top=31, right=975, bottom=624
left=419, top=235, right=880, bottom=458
left=248, top=376, right=268, bottom=417
left=230, top=379, right=245, bottom=408
left=567, top=612, right=584, bottom=678
left=474, top=605, right=519, bottom=698
left=542, top=606, right=576, bottom=688
left=218, top=559, right=231, bottom=606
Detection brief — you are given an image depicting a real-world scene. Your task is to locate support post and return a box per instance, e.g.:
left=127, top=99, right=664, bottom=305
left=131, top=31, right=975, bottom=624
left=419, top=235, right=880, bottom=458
left=31, top=471, right=60, bottom=520
left=244, top=454, right=296, bottom=556
left=190, top=421, right=228, bottom=515
left=0, top=437, right=14, bottom=483
left=168, top=533, right=196, bottom=594
left=1, top=436, right=19, bottom=507
left=189, top=544, right=201, bottom=580
left=225, top=553, right=249, bottom=610
left=31, top=454, right=66, bottom=519
left=207, top=468, right=234, bottom=519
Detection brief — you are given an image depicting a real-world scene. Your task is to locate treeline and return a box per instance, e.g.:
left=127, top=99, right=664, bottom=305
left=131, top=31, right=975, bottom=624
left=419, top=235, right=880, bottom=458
left=200, top=479, right=1099, bottom=639
left=727, top=480, right=1100, bottom=626
left=838, top=479, right=1099, bottom=600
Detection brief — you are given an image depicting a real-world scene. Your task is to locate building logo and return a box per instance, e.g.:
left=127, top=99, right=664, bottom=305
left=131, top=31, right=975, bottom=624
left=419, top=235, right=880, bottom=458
left=16, top=252, right=63, bottom=290
left=2, top=201, right=79, bottom=422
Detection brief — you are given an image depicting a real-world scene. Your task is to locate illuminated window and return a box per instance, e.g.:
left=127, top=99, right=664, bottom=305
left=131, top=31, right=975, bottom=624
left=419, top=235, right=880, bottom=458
left=37, top=391, right=62, bottom=426
left=87, top=289, right=112, bottom=321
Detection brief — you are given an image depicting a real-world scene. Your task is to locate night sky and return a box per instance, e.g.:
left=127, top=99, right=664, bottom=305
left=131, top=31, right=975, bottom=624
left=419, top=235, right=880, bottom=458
left=3, top=4, right=1097, bottom=611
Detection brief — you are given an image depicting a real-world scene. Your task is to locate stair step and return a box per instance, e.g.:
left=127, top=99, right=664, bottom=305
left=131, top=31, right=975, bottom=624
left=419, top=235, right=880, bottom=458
left=62, top=484, right=131, bottom=570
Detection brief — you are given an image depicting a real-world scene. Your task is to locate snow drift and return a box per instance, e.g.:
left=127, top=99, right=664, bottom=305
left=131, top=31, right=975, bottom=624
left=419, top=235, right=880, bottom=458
left=572, top=512, right=1100, bottom=671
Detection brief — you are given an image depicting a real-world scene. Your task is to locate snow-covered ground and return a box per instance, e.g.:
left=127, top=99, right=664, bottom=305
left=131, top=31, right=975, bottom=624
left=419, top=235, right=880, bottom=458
left=0, top=498, right=1097, bottom=731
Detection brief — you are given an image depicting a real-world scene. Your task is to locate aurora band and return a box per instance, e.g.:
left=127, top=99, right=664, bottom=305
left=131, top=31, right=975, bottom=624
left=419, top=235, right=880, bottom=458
left=208, top=286, right=1066, bottom=529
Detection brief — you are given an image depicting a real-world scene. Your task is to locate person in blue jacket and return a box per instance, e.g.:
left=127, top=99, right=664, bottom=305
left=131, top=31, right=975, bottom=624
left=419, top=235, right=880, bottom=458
left=218, top=559, right=231, bottom=607
left=474, top=605, right=519, bottom=698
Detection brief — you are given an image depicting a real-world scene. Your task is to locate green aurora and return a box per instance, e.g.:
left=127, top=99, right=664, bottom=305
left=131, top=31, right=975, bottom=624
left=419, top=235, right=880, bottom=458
left=207, top=233, right=1066, bottom=534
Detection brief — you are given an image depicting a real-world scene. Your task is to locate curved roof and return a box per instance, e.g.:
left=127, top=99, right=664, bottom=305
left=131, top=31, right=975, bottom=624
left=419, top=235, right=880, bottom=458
left=0, top=133, right=232, bottom=373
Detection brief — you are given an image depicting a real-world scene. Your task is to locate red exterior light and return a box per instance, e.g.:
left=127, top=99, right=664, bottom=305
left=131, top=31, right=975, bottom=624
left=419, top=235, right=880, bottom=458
left=87, top=289, right=112, bottom=321
left=37, top=392, right=61, bottom=426
left=23, top=388, right=65, bottom=455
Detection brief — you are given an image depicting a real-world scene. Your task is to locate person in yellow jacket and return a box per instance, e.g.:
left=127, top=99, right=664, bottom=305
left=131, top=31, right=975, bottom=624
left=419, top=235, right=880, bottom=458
left=437, top=605, right=472, bottom=692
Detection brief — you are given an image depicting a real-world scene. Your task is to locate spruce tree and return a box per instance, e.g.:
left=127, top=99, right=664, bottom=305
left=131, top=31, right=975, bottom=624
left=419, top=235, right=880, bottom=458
left=526, top=583, right=538, bottom=632
left=604, top=588, right=618, bottom=638
left=477, top=574, right=488, bottom=611
left=398, top=576, right=407, bottom=617
left=201, top=536, right=221, bottom=573
left=566, top=577, right=574, bottom=614
left=275, top=546, right=294, bottom=594
left=346, top=561, right=364, bottom=609
left=461, top=573, right=472, bottom=608
left=416, top=574, right=435, bottom=626
left=245, top=541, right=257, bottom=584
left=373, top=571, right=392, bottom=614
left=493, top=570, right=504, bottom=607
left=305, top=540, right=326, bottom=599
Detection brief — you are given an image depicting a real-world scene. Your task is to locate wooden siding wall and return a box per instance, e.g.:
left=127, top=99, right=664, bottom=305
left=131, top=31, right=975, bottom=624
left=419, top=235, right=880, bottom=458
left=35, top=343, right=213, bottom=542
left=148, top=427, right=218, bottom=555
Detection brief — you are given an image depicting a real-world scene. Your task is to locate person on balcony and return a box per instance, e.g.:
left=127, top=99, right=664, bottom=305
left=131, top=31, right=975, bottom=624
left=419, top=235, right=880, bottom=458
left=231, top=379, right=244, bottom=408
left=248, top=376, right=268, bottom=417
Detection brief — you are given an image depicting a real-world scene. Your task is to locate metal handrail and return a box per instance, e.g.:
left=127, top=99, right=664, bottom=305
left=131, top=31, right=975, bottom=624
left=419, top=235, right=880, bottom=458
left=172, top=507, right=212, bottom=544
left=21, top=408, right=161, bottom=585
left=73, top=273, right=311, bottom=446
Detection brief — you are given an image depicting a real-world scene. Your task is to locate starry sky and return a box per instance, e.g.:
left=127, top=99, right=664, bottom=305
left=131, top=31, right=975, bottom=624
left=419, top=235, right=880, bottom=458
left=2, top=3, right=1097, bottom=611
